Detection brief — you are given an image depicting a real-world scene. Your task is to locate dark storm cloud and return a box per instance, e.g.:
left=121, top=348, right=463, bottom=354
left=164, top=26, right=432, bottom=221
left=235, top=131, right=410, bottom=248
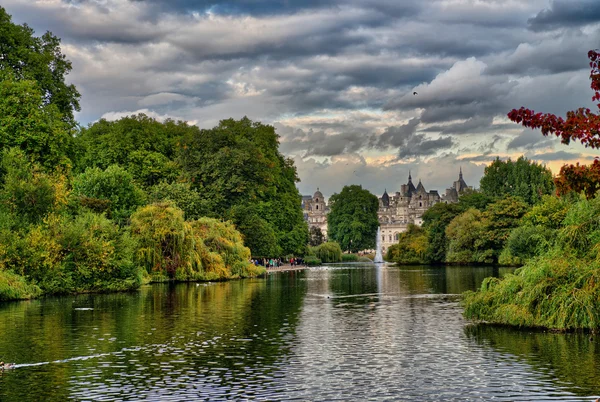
left=528, top=0, right=600, bottom=31
left=507, top=130, right=555, bottom=151
left=371, top=119, right=454, bottom=158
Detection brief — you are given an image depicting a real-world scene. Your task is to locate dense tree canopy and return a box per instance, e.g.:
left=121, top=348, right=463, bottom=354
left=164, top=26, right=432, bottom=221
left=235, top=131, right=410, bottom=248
left=327, top=185, right=379, bottom=253
left=178, top=117, right=308, bottom=256
left=0, top=7, right=80, bottom=124
left=479, top=157, right=554, bottom=204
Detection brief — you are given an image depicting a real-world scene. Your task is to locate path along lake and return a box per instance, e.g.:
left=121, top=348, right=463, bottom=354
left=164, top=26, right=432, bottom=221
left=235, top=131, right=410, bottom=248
left=1, top=264, right=599, bottom=401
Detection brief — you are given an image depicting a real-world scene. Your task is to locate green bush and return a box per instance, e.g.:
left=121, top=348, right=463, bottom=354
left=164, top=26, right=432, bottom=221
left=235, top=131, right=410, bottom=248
left=312, top=241, right=342, bottom=263
left=341, top=253, right=359, bottom=262
left=304, top=256, right=322, bottom=266
left=0, top=270, right=42, bottom=301
left=463, top=250, right=600, bottom=331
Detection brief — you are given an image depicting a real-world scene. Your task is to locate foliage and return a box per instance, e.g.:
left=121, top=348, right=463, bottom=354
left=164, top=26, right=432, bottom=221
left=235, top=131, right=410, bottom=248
left=178, top=117, right=308, bottom=255
left=463, top=251, right=600, bottom=331
left=327, top=185, right=379, bottom=252
left=499, top=225, right=556, bottom=265
left=304, top=256, right=322, bottom=266
left=229, top=205, right=280, bottom=258
left=0, top=7, right=80, bottom=123
left=446, top=208, right=490, bottom=264
left=422, top=202, right=463, bottom=263
left=0, top=148, right=66, bottom=227
left=76, top=114, right=190, bottom=173
left=480, top=196, right=530, bottom=259
left=341, top=253, right=359, bottom=262
left=130, top=203, right=262, bottom=281
left=309, top=226, right=325, bottom=247
left=457, top=190, right=494, bottom=211
left=310, top=242, right=342, bottom=263
left=555, top=195, right=600, bottom=258
left=148, top=181, right=210, bottom=220
left=10, top=212, right=143, bottom=294
left=508, top=50, right=600, bottom=198
left=386, top=224, right=428, bottom=264
left=521, top=195, right=569, bottom=229
left=0, top=270, right=42, bottom=301
left=0, top=76, right=74, bottom=170
left=72, top=165, right=146, bottom=224
left=479, top=157, right=554, bottom=205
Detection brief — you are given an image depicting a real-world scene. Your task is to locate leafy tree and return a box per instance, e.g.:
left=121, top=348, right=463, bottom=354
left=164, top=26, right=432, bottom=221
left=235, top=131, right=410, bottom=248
left=327, top=185, right=379, bottom=253
left=179, top=117, right=308, bottom=255
left=446, top=208, right=489, bottom=264
left=148, top=181, right=211, bottom=220
left=457, top=190, right=494, bottom=211
left=386, top=224, right=428, bottom=264
left=0, top=76, right=74, bottom=170
left=309, top=226, right=325, bottom=247
left=76, top=114, right=191, bottom=173
left=481, top=196, right=530, bottom=258
left=508, top=50, right=600, bottom=198
left=479, top=157, right=554, bottom=204
left=310, top=241, right=342, bottom=263
left=422, top=202, right=463, bottom=263
left=0, top=7, right=80, bottom=123
left=230, top=206, right=280, bottom=258
left=521, top=195, right=569, bottom=229
left=0, top=148, right=66, bottom=227
left=72, top=165, right=146, bottom=224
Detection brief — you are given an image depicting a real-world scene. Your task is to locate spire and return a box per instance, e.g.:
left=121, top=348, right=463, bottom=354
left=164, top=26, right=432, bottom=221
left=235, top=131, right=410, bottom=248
left=408, top=170, right=412, bottom=182
left=459, top=167, right=463, bottom=180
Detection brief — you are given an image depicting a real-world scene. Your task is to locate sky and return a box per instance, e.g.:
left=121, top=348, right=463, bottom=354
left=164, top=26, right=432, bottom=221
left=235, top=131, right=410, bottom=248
left=4, top=0, right=600, bottom=199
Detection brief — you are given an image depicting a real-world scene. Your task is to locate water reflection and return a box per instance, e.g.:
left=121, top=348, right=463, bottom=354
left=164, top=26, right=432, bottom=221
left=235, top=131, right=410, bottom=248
left=0, top=264, right=597, bottom=401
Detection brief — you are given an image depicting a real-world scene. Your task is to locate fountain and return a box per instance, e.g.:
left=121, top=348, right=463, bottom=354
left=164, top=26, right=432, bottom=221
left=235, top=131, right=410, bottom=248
left=374, top=226, right=384, bottom=263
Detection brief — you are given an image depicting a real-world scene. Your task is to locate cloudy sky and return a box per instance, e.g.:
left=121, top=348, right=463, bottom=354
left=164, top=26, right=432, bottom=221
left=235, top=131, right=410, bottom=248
left=5, top=0, right=600, bottom=198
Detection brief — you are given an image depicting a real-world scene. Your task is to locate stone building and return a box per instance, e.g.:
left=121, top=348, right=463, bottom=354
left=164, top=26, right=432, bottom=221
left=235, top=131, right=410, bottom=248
left=302, top=188, right=329, bottom=238
left=303, top=170, right=471, bottom=253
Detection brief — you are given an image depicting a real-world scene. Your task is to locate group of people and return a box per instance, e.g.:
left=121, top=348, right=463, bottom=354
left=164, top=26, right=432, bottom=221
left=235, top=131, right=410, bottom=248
left=251, top=257, right=305, bottom=268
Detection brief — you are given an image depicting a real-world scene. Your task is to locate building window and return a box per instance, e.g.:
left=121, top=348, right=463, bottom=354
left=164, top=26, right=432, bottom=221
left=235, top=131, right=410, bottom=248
left=316, top=198, right=319, bottom=202
left=395, top=233, right=399, bottom=241
left=389, top=235, right=392, bottom=242
left=316, top=205, right=319, bottom=210
left=382, top=235, right=385, bottom=242
left=419, top=202, right=422, bottom=207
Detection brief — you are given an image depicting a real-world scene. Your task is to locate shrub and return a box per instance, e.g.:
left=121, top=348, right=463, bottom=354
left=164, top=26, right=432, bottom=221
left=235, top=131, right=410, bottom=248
left=341, top=253, right=359, bottom=262
left=304, top=256, right=322, bottom=266
left=463, top=250, right=600, bottom=331
left=0, top=270, right=42, bottom=301
left=312, top=242, right=342, bottom=263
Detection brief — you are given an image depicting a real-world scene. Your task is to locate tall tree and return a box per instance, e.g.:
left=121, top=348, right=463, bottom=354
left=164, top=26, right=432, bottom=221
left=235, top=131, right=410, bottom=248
left=0, top=7, right=80, bottom=124
left=479, top=156, right=554, bottom=204
left=178, top=117, right=308, bottom=256
left=327, top=185, right=379, bottom=253
left=508, top=50, right=600, bottom=198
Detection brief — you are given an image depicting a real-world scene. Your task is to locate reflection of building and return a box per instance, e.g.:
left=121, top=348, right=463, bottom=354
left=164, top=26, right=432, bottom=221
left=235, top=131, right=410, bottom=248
left=302, top=188, right=329, bottom=238
left=303, top=170, right=471, bottom=253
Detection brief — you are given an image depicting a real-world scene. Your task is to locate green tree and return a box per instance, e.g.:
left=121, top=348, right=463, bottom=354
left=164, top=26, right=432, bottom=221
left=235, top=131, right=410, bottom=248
left=481, top=196, right=530, bottom=258
left=422, top=202, right=463, bottom=263
left=148, top=181, right=211, bottom=220
left=479, top=157, right=554, bottom=205
left=0, top=7, right=80, bottom=123
left=446, top=208, right=489, bottom=263
left=0, top=76, right=74, bottom=170
left=179, top=117, right=308, bottom=255
left=309, top=226, right=325, bottom=247
left=386, top=224, right=428, bottom=264
left=76, top=114, right=191, bottom=173
left=72, top=165, right=146, bottom=224
left=327, top=185, right=379, bottom=253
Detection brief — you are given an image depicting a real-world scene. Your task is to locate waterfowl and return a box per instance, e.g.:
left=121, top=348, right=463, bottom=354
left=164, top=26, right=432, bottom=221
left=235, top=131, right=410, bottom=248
left=0, top=361, right=15, bottom=370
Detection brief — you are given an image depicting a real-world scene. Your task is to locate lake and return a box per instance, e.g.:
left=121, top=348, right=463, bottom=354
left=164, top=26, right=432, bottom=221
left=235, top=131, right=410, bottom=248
left=0, top=263, right=599, bottom=401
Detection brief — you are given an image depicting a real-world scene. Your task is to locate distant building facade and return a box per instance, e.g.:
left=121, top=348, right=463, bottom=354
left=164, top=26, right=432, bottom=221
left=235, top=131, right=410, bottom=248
left=303, top=170, right=471, bottom=252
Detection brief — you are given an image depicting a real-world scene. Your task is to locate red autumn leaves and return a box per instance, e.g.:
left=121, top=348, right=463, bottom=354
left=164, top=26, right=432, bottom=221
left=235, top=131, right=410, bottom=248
left=508, top=50, right=600, bottom=198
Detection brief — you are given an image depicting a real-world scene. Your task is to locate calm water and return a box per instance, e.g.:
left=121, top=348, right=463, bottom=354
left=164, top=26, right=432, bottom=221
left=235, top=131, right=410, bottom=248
left=0, top=264, right=599, bottom=401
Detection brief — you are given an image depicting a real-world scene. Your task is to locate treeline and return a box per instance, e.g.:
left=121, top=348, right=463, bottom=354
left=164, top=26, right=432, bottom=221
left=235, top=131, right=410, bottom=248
left=0, top=8, right=308, bottom=300
left=386, top=157, right=555, bottom=265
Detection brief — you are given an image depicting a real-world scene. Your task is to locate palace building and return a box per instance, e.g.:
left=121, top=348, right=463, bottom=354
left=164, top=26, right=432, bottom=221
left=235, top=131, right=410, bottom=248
left=303, top=169, right=471, bottom=253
